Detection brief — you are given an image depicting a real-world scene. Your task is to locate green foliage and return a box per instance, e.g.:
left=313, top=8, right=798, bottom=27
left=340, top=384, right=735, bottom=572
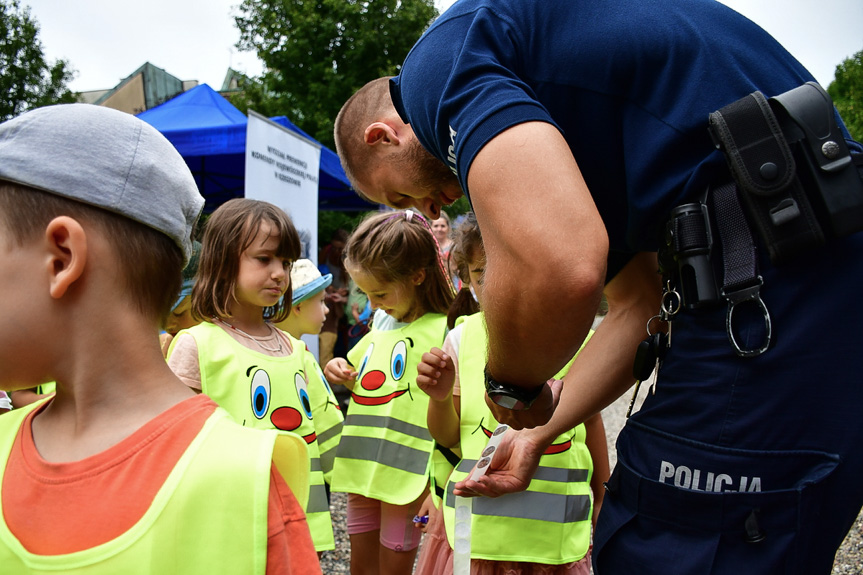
left=318, top=209, right=371, bottom=249
left=0, top=0, right=76, bottom=121
left=444, top=196, right=472, bottom=220
left=232, top=0, right=437, bottom=150
left=828, top=49, right=863, bottom=142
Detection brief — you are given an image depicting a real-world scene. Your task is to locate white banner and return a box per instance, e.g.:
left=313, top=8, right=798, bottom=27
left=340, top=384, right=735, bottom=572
left=245, top=110, right=321, bottom=357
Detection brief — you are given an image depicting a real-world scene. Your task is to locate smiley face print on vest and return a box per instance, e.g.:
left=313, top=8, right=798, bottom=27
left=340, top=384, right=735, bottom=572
left=476, top=417, right=574, bottom=455
left=312, top=359, right=342, bottom=413
left=350, top=340, right=415, bottom=406
left=248, top=366, right=317, bottom=443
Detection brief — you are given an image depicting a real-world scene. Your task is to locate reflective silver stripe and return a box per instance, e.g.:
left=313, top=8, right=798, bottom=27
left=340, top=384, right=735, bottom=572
left=456, top=459, right=588, bottom=483
left=317, top=422, right=343, bottom=445
left=307, top=484, right=330, bottom=514
left=345, top=414, right=432, bottom=442
left=319, top=446, right=336, bottom=475
left=445, top=482, right=591, bottom=523
left=534, top=466, right=589, bottom=483
left=310, top=457, right=322, bottom=473
left=336, top=435, right=429, bottom=475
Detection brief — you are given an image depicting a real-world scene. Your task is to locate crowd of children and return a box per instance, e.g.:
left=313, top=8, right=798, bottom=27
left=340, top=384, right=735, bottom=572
left=0, top=104, right=609, bottom=574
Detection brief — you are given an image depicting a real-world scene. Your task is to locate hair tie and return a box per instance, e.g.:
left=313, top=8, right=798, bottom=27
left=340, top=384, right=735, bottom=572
left=411, top=211, right=456, bottom=296
left=380, top=209, right=457, bottom=296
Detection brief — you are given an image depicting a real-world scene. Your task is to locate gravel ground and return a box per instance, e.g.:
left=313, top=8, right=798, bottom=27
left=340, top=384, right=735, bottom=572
left=320, top=490, right=351, bottom=573
left=320, top=378, right=863, bottom=573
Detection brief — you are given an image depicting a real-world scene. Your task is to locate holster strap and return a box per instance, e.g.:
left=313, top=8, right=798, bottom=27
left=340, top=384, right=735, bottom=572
left=709, top=91, right=825, bottom=265
left=710, top=183, right=772, bottom=357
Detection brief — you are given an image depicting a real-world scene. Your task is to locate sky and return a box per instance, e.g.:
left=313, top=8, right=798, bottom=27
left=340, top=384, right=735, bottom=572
left=24, top=0, right=863, bottom=94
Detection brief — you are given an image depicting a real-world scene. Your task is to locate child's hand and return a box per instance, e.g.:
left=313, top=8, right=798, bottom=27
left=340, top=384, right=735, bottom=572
left=412, top=494, right=433, bottom=532
left=324, top=358, right=357, bottom=389
left=416, top=348, right=456, bottom=403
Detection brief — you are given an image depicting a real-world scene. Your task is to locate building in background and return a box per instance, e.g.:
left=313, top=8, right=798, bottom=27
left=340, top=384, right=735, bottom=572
left=77, top=62, right=199, bottom=114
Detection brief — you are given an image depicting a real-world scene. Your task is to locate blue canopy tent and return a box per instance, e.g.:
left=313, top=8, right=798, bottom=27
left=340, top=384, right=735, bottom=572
left=137, top=83, right=370, bottom=212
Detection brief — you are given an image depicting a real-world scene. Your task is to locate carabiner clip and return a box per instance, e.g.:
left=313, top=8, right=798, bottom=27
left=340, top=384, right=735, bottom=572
left=721, top=276, right=772, bottom=357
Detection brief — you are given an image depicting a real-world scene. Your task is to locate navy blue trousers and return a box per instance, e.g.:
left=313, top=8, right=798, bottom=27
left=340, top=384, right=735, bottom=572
left=594, top=232, right=863, bottom=574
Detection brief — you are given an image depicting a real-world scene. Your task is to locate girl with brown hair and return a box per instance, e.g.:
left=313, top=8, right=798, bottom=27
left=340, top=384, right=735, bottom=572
left=325, top=209, right=455, bottom=575
left=167, top=198, right=340, bottom=557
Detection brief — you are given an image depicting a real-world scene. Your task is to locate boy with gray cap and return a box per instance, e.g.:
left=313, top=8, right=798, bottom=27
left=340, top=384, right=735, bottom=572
left=0, top=104, right=320, bottom=574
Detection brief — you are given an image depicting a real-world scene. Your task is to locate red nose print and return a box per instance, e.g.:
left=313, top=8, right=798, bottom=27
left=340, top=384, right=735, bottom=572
left=361, top=370, right=386, bottom=391
left=270, top=407, right=302, bottom=431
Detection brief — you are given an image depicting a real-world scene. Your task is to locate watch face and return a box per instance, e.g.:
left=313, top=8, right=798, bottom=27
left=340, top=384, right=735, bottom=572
left=487, top=390, right=529, bottom=411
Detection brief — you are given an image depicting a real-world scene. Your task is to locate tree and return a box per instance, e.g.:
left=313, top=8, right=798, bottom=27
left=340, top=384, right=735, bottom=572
left=0, top=0, right=76, bottom=121
left=232, top=0, right=437, bottom=149
left=828, top=49, right=863, bottom=142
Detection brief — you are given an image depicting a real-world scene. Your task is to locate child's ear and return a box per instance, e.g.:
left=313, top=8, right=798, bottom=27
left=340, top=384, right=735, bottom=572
left=44, top=216, right=87, bottom=299
left=292, top=304, right=302, bottom=317
left=412, top=269, right=426, bottom=286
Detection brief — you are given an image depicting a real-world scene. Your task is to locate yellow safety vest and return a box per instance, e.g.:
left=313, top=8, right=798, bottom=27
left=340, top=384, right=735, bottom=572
left=331, top=313, right=448, bottom=505
left=304, top=350, right=344, bottom=485
left=444, top=313, right=594, bottom=564
left=169, top=321, right=334, bottom=551
left=430, top=442, right=460, bottom=509
left=0, top=401, right=309, bottom=574
left=35, top=383, right=55, bottom=395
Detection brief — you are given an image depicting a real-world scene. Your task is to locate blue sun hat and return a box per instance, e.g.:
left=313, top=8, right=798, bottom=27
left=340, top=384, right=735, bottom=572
left=291, top=259, right=333, bottom=306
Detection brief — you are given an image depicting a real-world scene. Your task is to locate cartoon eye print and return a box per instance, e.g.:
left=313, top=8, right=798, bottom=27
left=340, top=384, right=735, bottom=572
left=315, top=362, right=334, bottom=396
left=250, top=369, right=271, bottom=420
left=296, top=372, right=313, bottom=419
left=391, top=340, right=407, bottom=380
left=269, top=370, right=318, bottom=444
left=357, top=343, right=375, bottom=379
left=314, top=362, right=342, bottom=412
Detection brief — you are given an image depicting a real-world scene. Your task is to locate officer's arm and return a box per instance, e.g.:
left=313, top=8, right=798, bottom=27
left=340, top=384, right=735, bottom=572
left=530, top=252, right=661, bottom=441
left=468, top=121, right=608, bottom=405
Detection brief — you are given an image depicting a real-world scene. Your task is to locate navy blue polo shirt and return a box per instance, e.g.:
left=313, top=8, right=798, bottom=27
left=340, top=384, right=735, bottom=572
left=391, top=0, right=813, bottom=279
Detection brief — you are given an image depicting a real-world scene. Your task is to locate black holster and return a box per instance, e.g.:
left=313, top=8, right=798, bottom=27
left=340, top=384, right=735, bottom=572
left=708, top=82, right=863, bottom=265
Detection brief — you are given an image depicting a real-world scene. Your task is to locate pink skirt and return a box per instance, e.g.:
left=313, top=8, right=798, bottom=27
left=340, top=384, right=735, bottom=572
left=414, top=504, right=591, bottom=575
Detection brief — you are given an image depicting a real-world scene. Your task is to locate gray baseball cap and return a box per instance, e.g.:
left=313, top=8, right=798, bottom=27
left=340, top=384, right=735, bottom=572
left=0, top=104, right=204, bottom=263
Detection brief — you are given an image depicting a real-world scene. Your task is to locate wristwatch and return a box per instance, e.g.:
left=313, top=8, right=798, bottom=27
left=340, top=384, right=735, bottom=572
left=483, top=367, right=544, bottom=411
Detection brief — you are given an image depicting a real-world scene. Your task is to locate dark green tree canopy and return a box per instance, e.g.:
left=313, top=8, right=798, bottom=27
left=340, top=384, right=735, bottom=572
left=233, top=0, right=437, bottom=149
left=828, top=49, right=863, bottom=142
left=0, top=0, right=76, bottom=121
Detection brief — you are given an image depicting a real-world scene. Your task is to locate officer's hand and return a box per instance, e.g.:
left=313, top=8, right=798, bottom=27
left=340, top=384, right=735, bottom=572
left=453, top=427, right=546, bottom=498
left=416, top=348, right=456, bottom=403
left=484, top=378, right=562, bottom=430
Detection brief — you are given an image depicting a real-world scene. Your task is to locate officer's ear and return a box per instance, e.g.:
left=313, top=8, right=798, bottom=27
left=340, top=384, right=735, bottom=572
left=364, top=122, right=401, bottom=147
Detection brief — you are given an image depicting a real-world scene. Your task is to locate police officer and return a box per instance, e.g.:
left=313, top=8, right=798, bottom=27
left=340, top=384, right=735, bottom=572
left=333, top=0, right=863, bottom=572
